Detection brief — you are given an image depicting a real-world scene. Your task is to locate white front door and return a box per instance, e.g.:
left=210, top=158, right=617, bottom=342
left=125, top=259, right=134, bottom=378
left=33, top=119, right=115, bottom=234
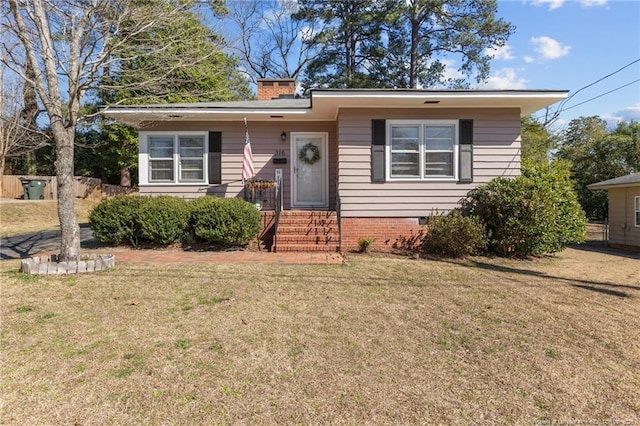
left=291, top=133, right=328, bottom=208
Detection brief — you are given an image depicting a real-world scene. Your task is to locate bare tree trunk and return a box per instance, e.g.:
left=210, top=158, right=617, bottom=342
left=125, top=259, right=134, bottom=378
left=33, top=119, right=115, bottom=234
left=120, top=167, right=131, bottom=187
left=0, top=155, right=5, bottom=197
left=52, top=123, right=80, bottom=261
left=409, top=18, right=420, bottom=89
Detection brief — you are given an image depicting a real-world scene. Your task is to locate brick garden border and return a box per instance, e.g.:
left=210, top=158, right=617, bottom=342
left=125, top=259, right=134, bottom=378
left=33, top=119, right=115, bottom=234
left=20, top=254, right=115, bottom=275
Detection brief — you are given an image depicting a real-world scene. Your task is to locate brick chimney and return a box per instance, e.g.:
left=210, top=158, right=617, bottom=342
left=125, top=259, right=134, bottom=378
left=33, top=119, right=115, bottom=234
left=257, top=78, right=296, bottom=101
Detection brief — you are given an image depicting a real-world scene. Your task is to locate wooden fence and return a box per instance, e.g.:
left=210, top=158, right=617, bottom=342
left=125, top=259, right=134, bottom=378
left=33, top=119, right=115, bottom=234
left=1, top=175, right=137, bottom=200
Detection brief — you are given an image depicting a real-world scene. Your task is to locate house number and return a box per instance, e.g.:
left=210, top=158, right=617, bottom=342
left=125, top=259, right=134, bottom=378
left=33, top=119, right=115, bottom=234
left=275, top=149, right=286, bottom=156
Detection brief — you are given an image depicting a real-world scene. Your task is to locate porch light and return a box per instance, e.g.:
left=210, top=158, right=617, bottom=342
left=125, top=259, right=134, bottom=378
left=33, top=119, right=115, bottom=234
left=281, top=131, right=287, bottom=141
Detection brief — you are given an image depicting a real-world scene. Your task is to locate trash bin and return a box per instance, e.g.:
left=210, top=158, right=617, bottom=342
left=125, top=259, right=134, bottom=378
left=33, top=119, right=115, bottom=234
left=21, top=179, right=47, bottom=200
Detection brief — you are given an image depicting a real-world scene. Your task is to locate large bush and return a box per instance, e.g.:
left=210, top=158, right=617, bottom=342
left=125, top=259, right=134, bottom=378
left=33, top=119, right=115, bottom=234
left=462, top=161, right=586, bottom=257
left=137, top=196, right=190, bottom=245
left=422, top=210, right=486, bottom=257
left=89, top=195, right=148, bottom=246
left=189, top=196, right=261, bottom=246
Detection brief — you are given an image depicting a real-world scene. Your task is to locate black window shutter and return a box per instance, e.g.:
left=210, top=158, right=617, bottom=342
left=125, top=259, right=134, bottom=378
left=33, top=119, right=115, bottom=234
left=371, top=119, right=386, bottom=182
left=208, top=131, right=222, bottom=184
left=459, top=120, right=473, bottom=183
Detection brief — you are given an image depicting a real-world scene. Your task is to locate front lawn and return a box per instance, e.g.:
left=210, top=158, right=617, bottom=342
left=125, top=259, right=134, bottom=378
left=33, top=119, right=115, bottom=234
left=1, top=248, right=638, bottom=424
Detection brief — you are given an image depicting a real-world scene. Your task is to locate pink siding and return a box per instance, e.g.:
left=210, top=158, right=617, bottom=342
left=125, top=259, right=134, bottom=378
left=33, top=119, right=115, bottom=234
left=607, top=187, right=640, bottom=249
left=337, top=108, right=522, bottom=217
left=139, top=121, right=337, bottom=209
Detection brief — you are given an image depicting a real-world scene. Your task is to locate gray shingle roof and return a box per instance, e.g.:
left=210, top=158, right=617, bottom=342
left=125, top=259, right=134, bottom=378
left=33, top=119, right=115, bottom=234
left=109, top=98, right=310, bottom=110
left=587, top=172, right=640, bottom=189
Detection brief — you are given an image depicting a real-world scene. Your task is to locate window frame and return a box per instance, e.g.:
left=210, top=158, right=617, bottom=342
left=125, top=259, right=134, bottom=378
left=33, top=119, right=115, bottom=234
left=177, top=135, right=206, bottom=183
left=141, top=132, right=208, bottom=185
left=148, top=136, right=175, bottom=183
left=385, top=120, right=459, bottom=181
left=635, top=196, right=640, bottom=227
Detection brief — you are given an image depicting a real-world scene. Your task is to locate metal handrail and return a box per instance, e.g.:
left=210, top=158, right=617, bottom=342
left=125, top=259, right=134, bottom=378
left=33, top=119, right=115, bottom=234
left=335, top=178, right=342, bottom=253
left=273, top=174, right=283, bottom=252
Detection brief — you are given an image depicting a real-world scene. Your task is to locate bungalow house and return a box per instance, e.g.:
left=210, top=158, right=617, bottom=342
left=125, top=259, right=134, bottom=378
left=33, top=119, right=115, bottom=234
left=588, top=172, right=640, bottom=251
left=105, top=79, right=567, bottom=252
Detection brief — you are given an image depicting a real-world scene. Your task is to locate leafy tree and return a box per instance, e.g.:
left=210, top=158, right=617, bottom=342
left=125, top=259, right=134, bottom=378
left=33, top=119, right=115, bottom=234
left=94, top=4, right=251, bottom=186
left=520, top=116, right=557, bottom=164
left=2, top=0, right=248, bottom=261
left=102, top=4, right=251, bottom=105
left=295, top=0, right=513, bottom=90
left=556, top=117, right=640, bottom=220
left=294, top=0, right=390, bottom=89
left=383, top=0, right=513, bottom=88
left=73, top=123, right=138, bottom=185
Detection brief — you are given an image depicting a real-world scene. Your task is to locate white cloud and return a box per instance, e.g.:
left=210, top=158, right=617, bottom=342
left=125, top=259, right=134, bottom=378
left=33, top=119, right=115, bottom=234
left=530, top=0, right=607, bottom=10
left=580, top=0, right=607, bottom=7
left=441, top=59, right=464, bottom=82
left=531, top=0, right=565, bottom=10
left=481, top=68, right=529, bottom=90
left=486, top=44, right=515, bottom=61
left=530, top=36, right=571, bottom=60
left=524, top=56, right=535, bottom=63
left=603, top=103, right=640, bottom=123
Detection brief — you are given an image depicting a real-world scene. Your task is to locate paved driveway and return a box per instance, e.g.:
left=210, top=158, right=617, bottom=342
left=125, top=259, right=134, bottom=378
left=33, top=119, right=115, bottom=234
left=0, top=225, right=96, bottom=260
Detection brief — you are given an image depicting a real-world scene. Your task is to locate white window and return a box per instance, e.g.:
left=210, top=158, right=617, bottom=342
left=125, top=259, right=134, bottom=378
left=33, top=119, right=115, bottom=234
left=387, top=120, right=458, bottom=180
left=635, top=196, right=640, bottom=227
left=178, top=136, right=205, bottom=182
left=143, top=133, right=207, bottom=184
left=149, top=136, right=175, bottom=182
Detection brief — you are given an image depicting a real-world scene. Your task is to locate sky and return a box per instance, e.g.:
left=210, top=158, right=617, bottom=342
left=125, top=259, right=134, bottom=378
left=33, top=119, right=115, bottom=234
left=478, top=0, right=640, bottom=129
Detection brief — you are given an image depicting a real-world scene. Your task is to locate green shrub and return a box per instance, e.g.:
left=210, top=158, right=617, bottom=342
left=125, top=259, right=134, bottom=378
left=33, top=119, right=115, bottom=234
left=89, top=195, right=148, bottom=246
left=188, top=197, right=261, bottom=246
left=138, top=196, right=190, bottom=245
left=462, top=161, right=587, bottom=257
left=357, top=237, right=375, bottom=253
left=421, top=210, right=486, bottom=257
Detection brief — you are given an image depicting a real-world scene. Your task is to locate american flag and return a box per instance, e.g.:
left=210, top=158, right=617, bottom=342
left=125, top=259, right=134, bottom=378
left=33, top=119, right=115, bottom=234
left=242, top=118, right=255, bottom=183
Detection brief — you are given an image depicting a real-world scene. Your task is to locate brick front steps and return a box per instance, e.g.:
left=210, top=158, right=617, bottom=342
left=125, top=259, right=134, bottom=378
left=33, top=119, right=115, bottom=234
left=274, top=211, right=339, bottom=252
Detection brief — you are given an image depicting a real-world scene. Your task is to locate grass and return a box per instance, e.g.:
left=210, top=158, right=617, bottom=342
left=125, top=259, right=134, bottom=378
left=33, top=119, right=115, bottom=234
left=0, top=198, right=100, bottom=237
left=1, top=247, right=639, bottom=424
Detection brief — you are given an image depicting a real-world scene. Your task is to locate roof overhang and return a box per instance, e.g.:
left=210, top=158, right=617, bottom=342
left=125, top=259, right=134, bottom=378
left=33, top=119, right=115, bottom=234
left=103, top=89, right=569, bottom=127
left=587, top=173, right=640, bottom=190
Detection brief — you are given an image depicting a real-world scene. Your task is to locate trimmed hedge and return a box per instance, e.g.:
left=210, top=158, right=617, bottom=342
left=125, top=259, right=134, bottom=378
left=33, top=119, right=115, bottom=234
left=138, top=196, right=190, bottom=245
left=188, top=197, right=261, bottom=246
left=89, top=195, right=261, bottom=248
left=89, top=195, right=148, bottom=247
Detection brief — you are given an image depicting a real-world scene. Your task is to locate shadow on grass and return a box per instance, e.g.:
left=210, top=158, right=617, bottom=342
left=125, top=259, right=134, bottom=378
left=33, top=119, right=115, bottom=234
left=461, top=259, right=638, bottom=299
left=0, top=223, right=102, bottom=260
left=570, top=242, right=640, bottom=260
left=571, top=284, right=631, bottom=298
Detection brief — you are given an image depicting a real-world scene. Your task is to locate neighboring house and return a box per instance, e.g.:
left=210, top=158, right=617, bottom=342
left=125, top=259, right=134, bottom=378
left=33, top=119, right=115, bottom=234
left=588, top=173, right=640, bottom=251
left=105, top=79, right=567, bottom=252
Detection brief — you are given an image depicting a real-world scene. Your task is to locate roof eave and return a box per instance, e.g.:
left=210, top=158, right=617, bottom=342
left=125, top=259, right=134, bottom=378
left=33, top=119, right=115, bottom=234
left=103, top=89, right=570, bottom=125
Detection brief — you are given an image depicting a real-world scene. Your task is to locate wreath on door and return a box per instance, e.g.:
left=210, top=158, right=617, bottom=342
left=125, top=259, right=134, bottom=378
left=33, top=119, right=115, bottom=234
left=298, top=143, right=321, bottom=165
